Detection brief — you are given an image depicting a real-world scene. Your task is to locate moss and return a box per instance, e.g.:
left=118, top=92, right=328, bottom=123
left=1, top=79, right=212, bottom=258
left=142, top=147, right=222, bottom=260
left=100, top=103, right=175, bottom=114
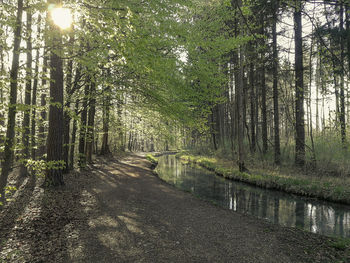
left=176, top=153, right=350, bottom=205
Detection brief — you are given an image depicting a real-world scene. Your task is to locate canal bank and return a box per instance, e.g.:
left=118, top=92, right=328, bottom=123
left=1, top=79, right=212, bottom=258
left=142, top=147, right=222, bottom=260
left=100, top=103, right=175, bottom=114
left=155, top=154, right=350, bottom=238
left=174, top=152, right=350, bottom=205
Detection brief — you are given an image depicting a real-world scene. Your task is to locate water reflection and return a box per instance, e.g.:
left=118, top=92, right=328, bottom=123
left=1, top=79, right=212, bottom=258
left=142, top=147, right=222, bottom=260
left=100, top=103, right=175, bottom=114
left=156, top=155, right=350, bottom=238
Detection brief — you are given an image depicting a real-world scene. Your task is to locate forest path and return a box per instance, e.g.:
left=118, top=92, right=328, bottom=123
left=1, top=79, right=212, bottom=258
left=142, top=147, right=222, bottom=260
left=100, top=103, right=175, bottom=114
left=0, top=154, right=347, bottom=262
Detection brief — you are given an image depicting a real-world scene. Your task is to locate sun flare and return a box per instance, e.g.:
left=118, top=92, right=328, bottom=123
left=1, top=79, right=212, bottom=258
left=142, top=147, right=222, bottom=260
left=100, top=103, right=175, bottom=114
left=51, top=7, right=72, bottom=30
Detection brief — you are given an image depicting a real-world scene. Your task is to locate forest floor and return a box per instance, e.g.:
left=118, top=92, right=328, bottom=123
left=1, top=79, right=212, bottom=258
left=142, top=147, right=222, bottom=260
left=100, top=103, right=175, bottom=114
left=0, top=153, right=349, bottom=263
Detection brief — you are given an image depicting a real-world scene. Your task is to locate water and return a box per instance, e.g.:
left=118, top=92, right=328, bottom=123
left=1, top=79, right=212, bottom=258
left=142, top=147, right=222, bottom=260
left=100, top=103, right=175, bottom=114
left=155, top=154, right=350, bottom=238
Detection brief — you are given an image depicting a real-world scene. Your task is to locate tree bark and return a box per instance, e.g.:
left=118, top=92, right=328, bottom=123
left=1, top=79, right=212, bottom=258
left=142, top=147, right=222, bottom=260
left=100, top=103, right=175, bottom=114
left=272, top=3, right=281, bottom=165
left=116, top=95, right=124, bottom=151
left=31, top=16, right=41, bottom=160
left=38, top=54, right=48, bottom=157
left=249, top=54, right=256, bottom=153
left=20, top=9, right=32, bottom=177
left=0, top=0, right=24, bottom=202
left=86, top=80, right=96, bottom=163
left=260, top=14, right=268, bottom=155
left=294, top=0, right=305, bottom=167
left=62, top=36, right=76, bottom=173
left=45, top=0, right=64, bottom=186
left=78, top=81, right=89, bottom=167
left=69, top=100, right=79, bottom=169
left=339, top=1, right=346, bottom=146
left=237, top=45, right=246, bottom=171
left=100, top=86, right=111, bottom=155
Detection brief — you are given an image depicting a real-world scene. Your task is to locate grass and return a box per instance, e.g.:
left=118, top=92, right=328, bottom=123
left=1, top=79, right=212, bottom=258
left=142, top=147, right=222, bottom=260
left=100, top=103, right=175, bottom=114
left=146, top=154, right=159, bottom=168
left=175, top=151, right=350, bottom=205
left=330, top=238, right=350, bottom=251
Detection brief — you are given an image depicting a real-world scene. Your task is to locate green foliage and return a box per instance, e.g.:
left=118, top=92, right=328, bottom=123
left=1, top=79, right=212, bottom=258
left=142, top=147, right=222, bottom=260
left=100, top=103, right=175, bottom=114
left=329, top=238, right=350, bottom=251
left=146, top=154, right=159, bottom=168
left=26, top=159, right=47, bottom=177
left=25, top=159, right=65, bottom=177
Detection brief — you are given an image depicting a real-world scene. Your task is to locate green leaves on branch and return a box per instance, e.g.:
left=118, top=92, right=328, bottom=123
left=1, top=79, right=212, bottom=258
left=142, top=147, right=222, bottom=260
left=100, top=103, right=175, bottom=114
left=26, top=159, right=66, bottom=177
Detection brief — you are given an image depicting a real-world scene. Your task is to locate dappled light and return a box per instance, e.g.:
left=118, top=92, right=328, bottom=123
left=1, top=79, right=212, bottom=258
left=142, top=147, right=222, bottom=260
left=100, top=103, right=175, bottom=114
left=0, top=0, right=350, bottom=261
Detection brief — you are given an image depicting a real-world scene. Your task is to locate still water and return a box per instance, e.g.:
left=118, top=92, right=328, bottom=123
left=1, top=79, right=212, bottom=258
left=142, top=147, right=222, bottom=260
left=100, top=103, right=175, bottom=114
left=155, top=154, right=350, bottom=238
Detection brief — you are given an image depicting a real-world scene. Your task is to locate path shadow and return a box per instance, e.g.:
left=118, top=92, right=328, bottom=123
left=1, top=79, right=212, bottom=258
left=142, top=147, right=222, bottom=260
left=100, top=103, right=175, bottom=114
left=0, top=173, right=36, bottom=250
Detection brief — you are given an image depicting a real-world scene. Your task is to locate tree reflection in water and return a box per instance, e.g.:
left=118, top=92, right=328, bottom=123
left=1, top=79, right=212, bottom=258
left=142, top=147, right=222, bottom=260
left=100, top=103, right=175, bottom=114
left=156, top=155, right=350, bottom=238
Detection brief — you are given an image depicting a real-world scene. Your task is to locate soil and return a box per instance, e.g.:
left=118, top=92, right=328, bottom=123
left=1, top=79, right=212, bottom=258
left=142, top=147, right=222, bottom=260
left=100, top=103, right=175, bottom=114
left=0, top=153, right=349, bottom=263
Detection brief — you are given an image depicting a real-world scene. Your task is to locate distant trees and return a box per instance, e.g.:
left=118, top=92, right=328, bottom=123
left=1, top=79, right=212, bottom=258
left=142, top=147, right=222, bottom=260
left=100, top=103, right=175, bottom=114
left=0, top=0, right=350, bottom=201
left=183, top=0, right=350, bottom=173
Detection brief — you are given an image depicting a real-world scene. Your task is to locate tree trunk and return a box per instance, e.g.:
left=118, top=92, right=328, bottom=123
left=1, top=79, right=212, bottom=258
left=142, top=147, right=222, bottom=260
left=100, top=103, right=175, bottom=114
left=20, top=9, right=32, bottom=177
left=308, top=32, right=316, bottom=168
left=260, top=14, right=268, bottom=155
left=116, top=95, right=124, bottom=151
left=62, top=36, right=76, bottom=173
left=294, top=0, right=305, bottom=167
left=0, top=0, right=24, bottom=203
left=38, top=54, right=48, bottom=157
left=272, top=3, right=281, bottom=165
left=315, top=42, right=320, bottom=133
left=339, top=1, right=346, bottom=146
left=69, top=100, right=79, bottom=170
left=45, top=0, right=64, bottom=186
left=347, top=5, right=350, bottom=77
left=86, top=80, right=96, bottom=163
left=346, top=5, right=350, bottom=128
left=237, top=46, right=246, bottom=172
left=100, top=87, right=111, bottom=155
left=31, top=16, right=41, bottom=160
left=78, top=81, right=89, bottom=167
left=249, top=48, right=256, bottom=153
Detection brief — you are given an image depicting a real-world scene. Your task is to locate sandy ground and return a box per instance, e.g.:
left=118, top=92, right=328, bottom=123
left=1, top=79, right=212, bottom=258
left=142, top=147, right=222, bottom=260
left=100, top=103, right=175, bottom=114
left=0, top=153, right=348, bottom=263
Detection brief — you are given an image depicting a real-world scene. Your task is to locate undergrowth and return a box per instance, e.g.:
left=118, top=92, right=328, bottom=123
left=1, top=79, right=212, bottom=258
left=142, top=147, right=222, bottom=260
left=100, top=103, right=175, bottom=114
left=146, top=154, right=159, bottom=168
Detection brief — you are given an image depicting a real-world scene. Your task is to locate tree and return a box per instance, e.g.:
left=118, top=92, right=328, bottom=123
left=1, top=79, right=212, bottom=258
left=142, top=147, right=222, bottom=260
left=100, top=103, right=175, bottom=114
left=0, top=0, right=24, bottom=203
left=338, top=0, right=346, bottom=146
left=19, top=8, right=33, bottom=177
left=45, top=0, right=65, bottom=186
left=294, top=0, right=305, bottom=167
left=272, top=0, right=281, bottom=165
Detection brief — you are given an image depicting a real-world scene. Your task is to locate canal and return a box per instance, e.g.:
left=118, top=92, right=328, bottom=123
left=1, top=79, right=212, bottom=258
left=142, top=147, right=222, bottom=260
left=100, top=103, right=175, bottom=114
left=155, top=154, right=350, bottom=238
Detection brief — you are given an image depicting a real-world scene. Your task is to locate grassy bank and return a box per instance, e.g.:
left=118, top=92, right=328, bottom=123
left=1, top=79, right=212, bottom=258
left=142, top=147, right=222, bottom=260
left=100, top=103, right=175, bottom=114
left=176, top=152, right=350, bottom=205
left=146, top=154, right=159, bottom=168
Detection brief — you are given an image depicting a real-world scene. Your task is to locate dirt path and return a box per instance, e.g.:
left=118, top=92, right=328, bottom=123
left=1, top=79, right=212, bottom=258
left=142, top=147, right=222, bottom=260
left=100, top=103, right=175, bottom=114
left=0, top=154, right=349, bottom=262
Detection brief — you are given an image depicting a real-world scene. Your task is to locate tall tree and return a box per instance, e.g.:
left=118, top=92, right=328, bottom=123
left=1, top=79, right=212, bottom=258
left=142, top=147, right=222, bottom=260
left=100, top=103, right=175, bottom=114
left=249, top=45, right=256, bottom=153
left=0, top=0, right=24, bottom=202
left=78, top=80, right=89, bottom=167
left=20, top=8, right=33, bottom=177
left=260, top=13, right=268, bottom=155
left=31, top=15, right=42, bottom=160
left=62, top=34, right=76, bottom=173
left=69, top=100, right=79, bottom=169
left=339, top=0, right=346, bottom=146
left=38, top=54, right=48, bottom=157
left=294, top=0, right=305, bottom=166
left=45, top=0, right=65, bottom=186
left=86, top=79, right=96, bottom=163
left=272, top=1, right=281, bottom=164
left=100, top=85, right=111, bottom=155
